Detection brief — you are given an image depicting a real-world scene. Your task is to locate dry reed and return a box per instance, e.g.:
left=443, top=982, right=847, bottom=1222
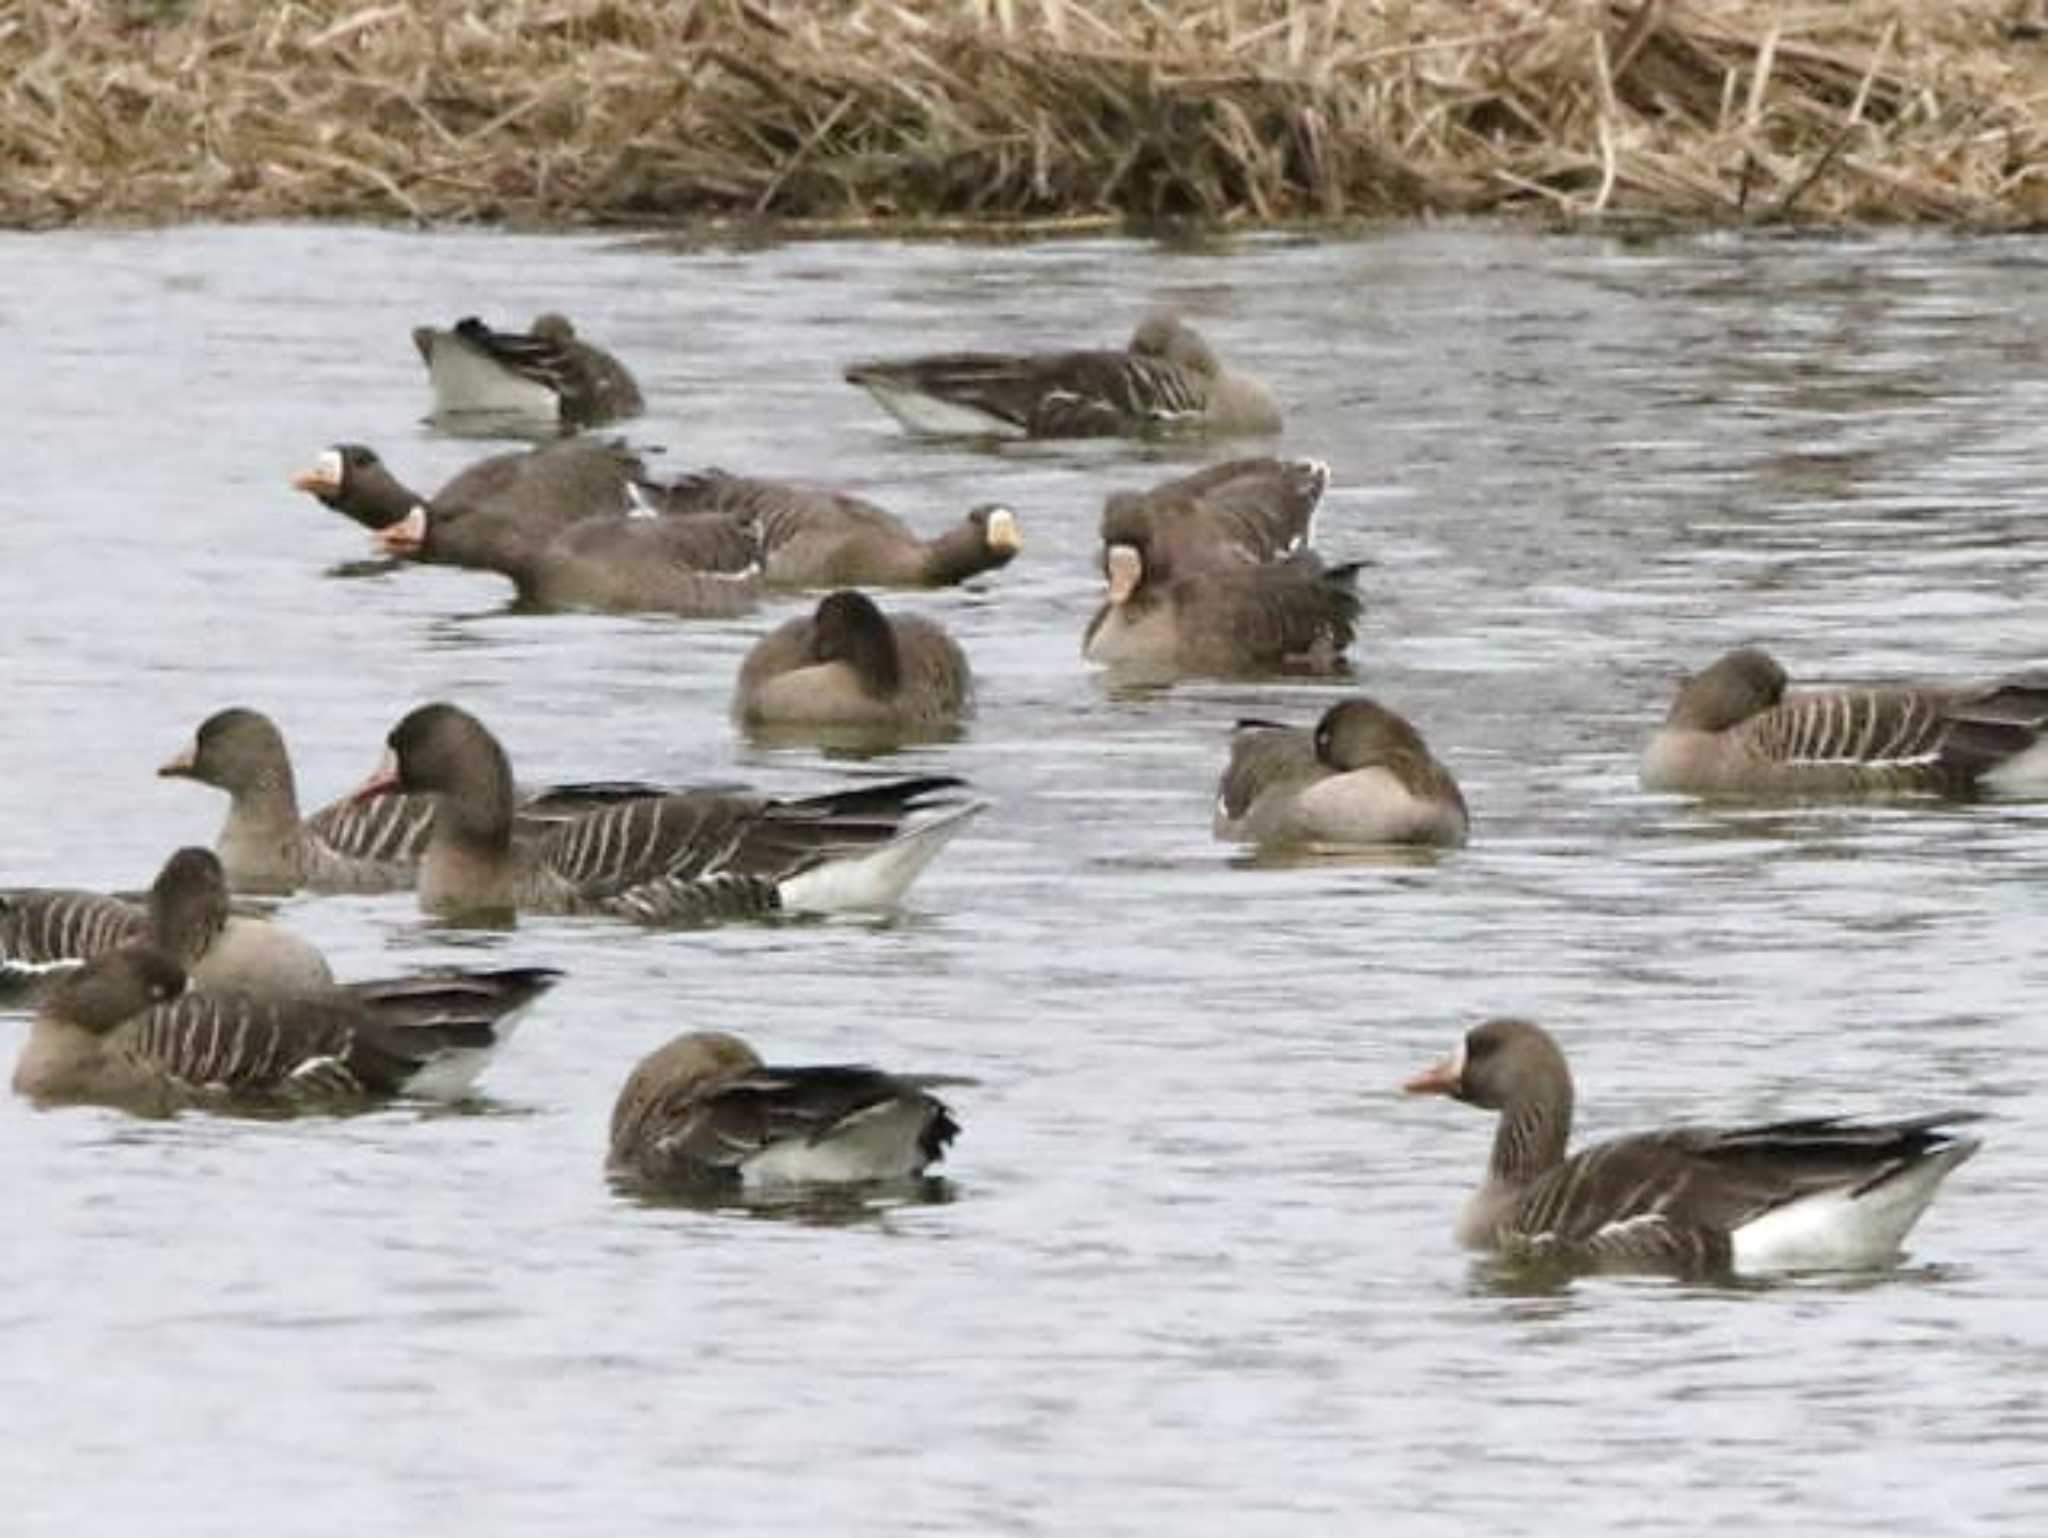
left=7, top=0, right=2048, bottom=230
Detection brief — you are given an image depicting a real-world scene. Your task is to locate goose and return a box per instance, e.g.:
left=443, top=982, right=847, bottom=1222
left=733, top=590, right=973, bottom=735
left=607, top=1030, right=961, bottom=1191
left=12, top=945, right=561, bottom=1114
left=0, top=847, right=332, bottom=997
left=412, top=312, right=644, bottom=428
left=650, top=470, right=1020, bottom=589
left=1216, top=698, right=1468, bottom=848
left=844, top=311, right=1282, bottom=439
left=1101, top=457, right=1327, bottom=571
left=1641, top=646, right=2048, bottom=798
left=289, top=438, right=642, bottom=568
left=159, top=707, right=666, bottom=894
left=1082, top=534, right=1361, bottom=677
left=351, top=702, right=984, bottom=924
left=1404, top=1018, right=1981, bottom=1276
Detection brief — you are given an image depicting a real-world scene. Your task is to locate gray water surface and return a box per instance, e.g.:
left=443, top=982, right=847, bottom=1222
left=4, top=223, right=2047, bottom=1535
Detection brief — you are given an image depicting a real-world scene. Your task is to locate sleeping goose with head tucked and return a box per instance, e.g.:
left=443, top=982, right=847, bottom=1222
left=1404, top=1018, right=1981, bottom=1277
left=1216, top=698, right=1467, bottom=848
left=1641, top=645, right=2048, bottom=799
left=844, top=311, right=1281, bottom=440
left=734, top=589, right=973, bottom=737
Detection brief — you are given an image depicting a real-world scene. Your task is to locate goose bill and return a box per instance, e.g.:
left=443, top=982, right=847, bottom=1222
left=986, top=507, right=1022, bottom=554
left=157, top=743, right=197, bottom=778
left=1402, top=1039, right=1466, bottom=1096
left=348, top=748, right=403, bottom=804
left=1104, top=544, right=1142, bottom=604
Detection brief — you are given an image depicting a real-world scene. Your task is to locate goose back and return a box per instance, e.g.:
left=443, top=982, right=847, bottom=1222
left=608, top=1030, right=960, bottom=1190
left=416, top=313, right=644, bottom=428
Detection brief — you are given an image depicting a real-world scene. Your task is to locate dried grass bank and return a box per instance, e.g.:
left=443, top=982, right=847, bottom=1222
left=7, top=0, right=2048, bottom=231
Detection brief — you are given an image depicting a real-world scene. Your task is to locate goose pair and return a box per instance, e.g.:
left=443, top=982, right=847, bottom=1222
left=159, top=706, right=660, bottom=894
left=1406, top=1018, right=1980, bottom=1277
left=294, top=446, right=1020, bottom=615
left=352, top=703, right=983, bottom=924
left=1215, top=698, right=1468, bottom=849
left=1, top=847, right=330, bottom=998
left=1643, top=646, right=2048, bottom=799
left=1082, top=458, right=1361, bottom=676
left=13, top=945, right=559, bottom=1116
left=413, top=312, right=643, bottom=429
left=846, top=311, right=1281, bottom=439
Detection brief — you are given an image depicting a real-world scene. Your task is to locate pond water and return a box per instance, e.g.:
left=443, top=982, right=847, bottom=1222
left=3, top=220, right=2046, bottom=1535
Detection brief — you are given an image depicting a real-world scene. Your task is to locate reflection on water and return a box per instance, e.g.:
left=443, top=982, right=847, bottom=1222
left=1, top=223, right=2046, bottom=1534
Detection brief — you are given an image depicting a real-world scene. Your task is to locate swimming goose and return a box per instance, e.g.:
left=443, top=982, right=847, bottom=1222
left=160, top=708, right=430, bottom=893
left=159, top=708, right=668, bottom=894
left=412, top=312, right=644, bottom=429
left=1102, top=457, right=1327, bottom=571
left=1216, top=698, right=1468, bottom=848
left=844, top=311, right=1282, bottom=439
left=734, top=590, right=973, bottom=735
left=352, top=702, right=984, bottom=924
left=1082, top=535, right=1361, bottom=677
left=607, top=1030, right=961, bottom=1191
left=0, top=848, right=332, bottom=997
left=12, top=945, right=560, bottom=1114
left=651, top=470, right=1021, bottom=589
left=1404, top=1018, right=1981, bottom=1276
left=290, top=438, right=642, bottom=567
left=1640, top=646, right=2048, bottom=798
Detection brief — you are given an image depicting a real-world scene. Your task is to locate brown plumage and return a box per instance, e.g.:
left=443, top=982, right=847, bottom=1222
left=1404, top=1018, right=1981, bottom=1276
left=1082, top=535, right=1361, bottom=678
left=354, top=702, right=981, bottom=923
left=844, top=311, right=1282, bottom=439
left=1101, top=457, right=1327, bottom=572
left=413, top=312, right=644, bottom=428
left=0, top=847, right=332, bottom=998
left=1640, top=645, right=2048, bottom=798
left=1215, top=698, right=1467, bottom=847
left=12, top=945, right=559, bottom=1114
left=734, top=590, right=973, bottom=736
left=289, top=439, right=643, bottom=567
left=647, top=470, right=1021, bottom=589
left=607, top=1030, right=961, bottom=1191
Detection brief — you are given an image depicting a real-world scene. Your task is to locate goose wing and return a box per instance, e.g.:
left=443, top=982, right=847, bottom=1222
left=0, top=889, right=147, bottom=969
left=1178, top=558, right=1362, bottom=674
left=1508, top=1113, right=1984, bottom=1270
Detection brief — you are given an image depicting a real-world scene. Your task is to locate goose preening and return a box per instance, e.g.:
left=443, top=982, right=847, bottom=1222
left=1082, top=538, right=1360, bottom=677
left=1101, top=457, right=1327, bottom=571
left=1404, top=1018, right=1981, bottom=1276
left=412, top=312, right=644, bottom=429
left=289, top=439, right=642, bottom=568
left=844, top=311, right=1281, bottom=439
left=734, top=590, right=973, bottom=737
left=12, top=945, right=560, bottom=1115
left=352, top=702, right=984, bottom=924
left=1641, top=646, right=2048, bottom=798
left=650, top=469, right=1021, bottom=589
left=607, top=1030, right=961, bottom=1192
left=1216, top=698, right=1468, bottom=848
left=1, top=847, right=331, bottom=998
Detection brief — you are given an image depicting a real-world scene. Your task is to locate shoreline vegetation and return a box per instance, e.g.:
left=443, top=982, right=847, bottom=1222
left=8, top=1, right=2048, bottom=233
